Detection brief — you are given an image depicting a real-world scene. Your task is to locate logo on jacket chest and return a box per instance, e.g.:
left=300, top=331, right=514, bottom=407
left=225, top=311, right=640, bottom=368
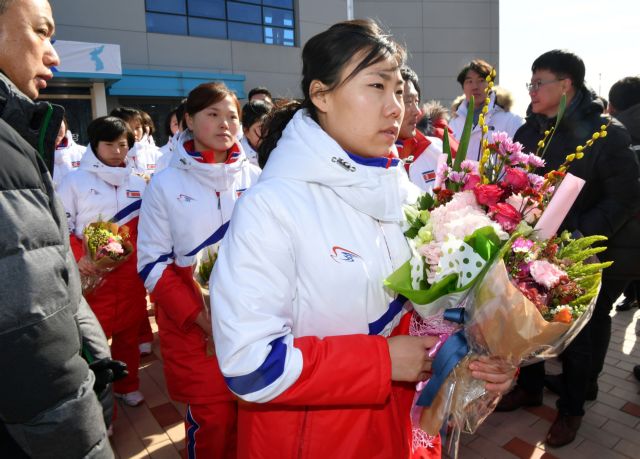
left=126, top=189, right=141, bottom=198
left=177, top=193, right=195, bottom=203
left=422, top=170, right=436, bottom=183
left=71, top=161, right=80, bottom=168
left=331, top=246, right=361, bottom=263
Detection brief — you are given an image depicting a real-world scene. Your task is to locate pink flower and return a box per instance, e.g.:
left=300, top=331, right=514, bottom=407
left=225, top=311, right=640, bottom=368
left=505, top=193, right=542, bottom=224
left=527, top=173, right=545, bottom=190
left=449, top=171, right=465, bottom=183
left=474, top=184, right=504, bottom=207
left=512, top=237, right=534, bottom=253
left=527, top=154, right=546, bottom=168
left=503, top=167, right=529, bottom=193
left=492, top=131, right=510, bottom=144
left=104, top=242, right=124, bottom=255
left=463, top=174, right=481, bottom=191
left=489, top=202, right=522, bottom=232
left=460, top=160, right=479, bottom=174
left=529, top=260, right=567, bottom=289
left=509, top=152, right=530, bottom=167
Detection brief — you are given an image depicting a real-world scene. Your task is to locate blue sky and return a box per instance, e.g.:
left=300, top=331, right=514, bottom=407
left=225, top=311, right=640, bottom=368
left=500, top=0, right=639, bottom=116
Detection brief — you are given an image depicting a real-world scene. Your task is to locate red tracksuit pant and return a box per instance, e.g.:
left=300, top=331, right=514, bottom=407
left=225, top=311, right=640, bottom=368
left=185, top=402, right=237, bottom=459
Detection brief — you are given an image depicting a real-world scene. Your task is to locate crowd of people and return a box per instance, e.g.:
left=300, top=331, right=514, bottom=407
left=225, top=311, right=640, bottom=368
left=1, top=0, right=640, bottom=458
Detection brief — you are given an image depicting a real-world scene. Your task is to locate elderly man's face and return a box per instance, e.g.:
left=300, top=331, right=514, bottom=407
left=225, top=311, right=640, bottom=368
left=0, top=0, right=59, bottom=99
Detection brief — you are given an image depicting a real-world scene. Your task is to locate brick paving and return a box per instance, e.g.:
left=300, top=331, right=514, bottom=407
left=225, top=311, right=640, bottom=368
left=110, top=304, right=640, bottom=458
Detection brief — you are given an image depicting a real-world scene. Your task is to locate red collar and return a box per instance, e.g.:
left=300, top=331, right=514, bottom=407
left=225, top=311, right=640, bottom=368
left=183, top=140, right=241, bottom=164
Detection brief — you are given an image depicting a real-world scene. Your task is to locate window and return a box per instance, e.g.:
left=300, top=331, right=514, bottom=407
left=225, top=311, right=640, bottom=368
left=145, top=0, right=296, bottom=46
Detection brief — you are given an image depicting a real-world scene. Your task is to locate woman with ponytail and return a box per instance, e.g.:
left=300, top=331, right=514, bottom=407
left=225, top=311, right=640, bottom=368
left=137, top=82, right=260, bottom=458
left=211, top=20, right=513, bottom=458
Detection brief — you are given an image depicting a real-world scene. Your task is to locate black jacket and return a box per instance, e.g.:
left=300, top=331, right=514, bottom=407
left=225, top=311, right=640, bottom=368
left=515, top=88, right=640, bottom=279
left=0, top=73, right=112, bottom=458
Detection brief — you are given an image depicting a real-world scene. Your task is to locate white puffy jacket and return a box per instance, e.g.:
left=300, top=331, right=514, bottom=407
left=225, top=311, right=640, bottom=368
left=240, top=135, right=260, bottom=167
left=210, top=109, right=420, bottom=403
left=57, top=145, right=146, bottom=237
left=407, top=136, right=443, bottom=194
left=137, top=131, right=261, bottom=292
left=53, top=131, right=85, bottom=189
left=450, top=91, right=524, bottom=161
left=127, top=140, right=163, bottom=177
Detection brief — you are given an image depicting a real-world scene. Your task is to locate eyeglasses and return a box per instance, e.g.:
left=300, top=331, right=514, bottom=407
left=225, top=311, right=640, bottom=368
left=525, top=78, right=566, bottom=92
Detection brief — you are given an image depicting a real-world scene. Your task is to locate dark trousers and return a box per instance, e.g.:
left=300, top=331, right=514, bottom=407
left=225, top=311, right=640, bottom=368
left=516, top=275, right=629, bottom=416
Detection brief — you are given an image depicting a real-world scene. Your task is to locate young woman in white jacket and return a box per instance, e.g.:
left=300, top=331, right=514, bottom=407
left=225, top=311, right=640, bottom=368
left=52, top=116, right=85, bottom=189
left=136, top=82, right=260, bottom=459
left=57, top=116, right=148, bottom=407
left=210, top=20, right=516, bottom=459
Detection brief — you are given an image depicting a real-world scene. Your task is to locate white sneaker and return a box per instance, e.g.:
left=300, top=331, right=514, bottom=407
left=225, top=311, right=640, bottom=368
left=139, top=342, right=152, bottom=356
left=115, top=390, right=145, bottom=407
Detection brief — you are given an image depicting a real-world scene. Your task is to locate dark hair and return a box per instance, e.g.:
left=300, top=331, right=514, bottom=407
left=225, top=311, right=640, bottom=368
left=185, top=82, right=241, bottom=122
left=248, top=86, right=272, bottom=101
left=531, top=50, right=585, bottom=90
left=163, top=109, right=178, bottom=137
left=140, top=110, right=155, bottom=136
left=456, top=59, right=493, bottom=87
left=109, top=107, right=144, bottom=127
left=259, top=19, right=405, bottom=165
left=87, top=116, right=135, bottom=153
left=175, top=98, right=187, bottom=131
left=609, top=76, right=640, bottom=112
left=400, top=66, right=421, bottom=101
left=242, top=100, right=273, bottom=130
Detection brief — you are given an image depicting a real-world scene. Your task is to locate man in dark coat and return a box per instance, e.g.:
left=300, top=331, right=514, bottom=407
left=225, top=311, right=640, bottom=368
left=0, top=0, right=115, bottom=457
left=495, top=50, right=640, bottom=447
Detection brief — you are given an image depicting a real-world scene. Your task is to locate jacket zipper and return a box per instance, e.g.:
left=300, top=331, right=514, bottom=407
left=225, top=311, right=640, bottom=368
left=114, top=185, right=119, bottom=219
left=377, top=220, right=394, bottom=271
left=296, top=408, right=309, bottom=459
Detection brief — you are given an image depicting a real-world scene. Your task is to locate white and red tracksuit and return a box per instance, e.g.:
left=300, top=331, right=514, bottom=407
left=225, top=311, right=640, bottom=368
left=137, top=131, right=260, bottom=458
left=53, top=130, right=85, bottom=189
left=128, top=139, right=164, bottom=177
left=57, top=146, right=147, bottom=394
left=396, top=131, right=444, bottom=194
left=211, top=110, right=442, bottom=459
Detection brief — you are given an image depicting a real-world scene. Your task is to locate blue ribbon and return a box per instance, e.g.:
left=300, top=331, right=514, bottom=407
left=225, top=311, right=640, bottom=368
left=417, top=330, right=469, bottom=407
left=443, top=307, right=467, bottom=324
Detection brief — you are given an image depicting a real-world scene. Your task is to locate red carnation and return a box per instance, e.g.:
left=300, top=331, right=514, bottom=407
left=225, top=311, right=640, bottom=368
left=504, top=167, right=529, bottom=193
left=489, top=202, right=522, bottom=232
left=473, top=184, right=504, bottom=207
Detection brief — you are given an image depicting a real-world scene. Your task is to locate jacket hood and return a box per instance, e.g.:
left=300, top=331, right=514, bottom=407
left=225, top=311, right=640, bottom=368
left=260, top=109, right=418, bottom=222
left=170, top=129, right=250, bottom=191
left=0, top=72, right=64, bottom=171
left=614, top=103, right=640, bottom=145
left=80, top=144, right=132, bottom=187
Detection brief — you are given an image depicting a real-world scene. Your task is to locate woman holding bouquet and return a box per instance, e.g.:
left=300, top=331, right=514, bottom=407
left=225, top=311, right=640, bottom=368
left=136, top=82, right=261, bottom=458
left=58, top=116, right=148, bottom=407
left=210, top=20, right=515, bottom=459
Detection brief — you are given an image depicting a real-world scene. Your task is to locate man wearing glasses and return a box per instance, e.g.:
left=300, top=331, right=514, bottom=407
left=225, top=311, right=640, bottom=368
left=495, top=49, right=640, bottom=448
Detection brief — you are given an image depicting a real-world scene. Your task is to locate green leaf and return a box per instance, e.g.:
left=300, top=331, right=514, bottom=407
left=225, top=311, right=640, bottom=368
left=453, top=95, right=475, bottom=171
left=443, top=128, right=452, bottom=167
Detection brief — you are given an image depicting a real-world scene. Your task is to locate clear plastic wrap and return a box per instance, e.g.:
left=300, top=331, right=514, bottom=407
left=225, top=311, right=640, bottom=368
left=415, top=258, right=599, bottom=458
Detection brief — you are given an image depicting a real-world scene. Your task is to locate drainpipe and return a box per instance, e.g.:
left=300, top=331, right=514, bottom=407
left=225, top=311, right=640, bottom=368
left=347, top=0, right=354, bottom=19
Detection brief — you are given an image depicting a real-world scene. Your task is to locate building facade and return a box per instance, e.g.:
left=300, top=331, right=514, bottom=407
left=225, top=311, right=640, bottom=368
left=45, top=0, right=498, bottom=145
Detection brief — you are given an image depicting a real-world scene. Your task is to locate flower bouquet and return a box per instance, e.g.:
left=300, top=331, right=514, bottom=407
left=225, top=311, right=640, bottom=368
left=82, top=221, right=134, bottom=294
left=386, top=70, right=612, bottom=457
left=195, top=246, right=218, bottom=357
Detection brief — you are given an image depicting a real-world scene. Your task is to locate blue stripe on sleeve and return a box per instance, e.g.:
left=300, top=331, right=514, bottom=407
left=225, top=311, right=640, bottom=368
left=224, top=336, right=287, bottom=395
left=111, top=199, right=142, bottom=223
left=139, top=251, right=174, bottom=282
left=368, top=294, right=408, bottom=335
left=185, top=221, right=229, bottom=257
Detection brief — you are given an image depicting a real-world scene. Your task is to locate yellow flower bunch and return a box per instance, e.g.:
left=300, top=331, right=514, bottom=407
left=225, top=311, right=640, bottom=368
left=544, top=123, right=609, bottom=186
left=478, top=68, right=497, bottom=180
